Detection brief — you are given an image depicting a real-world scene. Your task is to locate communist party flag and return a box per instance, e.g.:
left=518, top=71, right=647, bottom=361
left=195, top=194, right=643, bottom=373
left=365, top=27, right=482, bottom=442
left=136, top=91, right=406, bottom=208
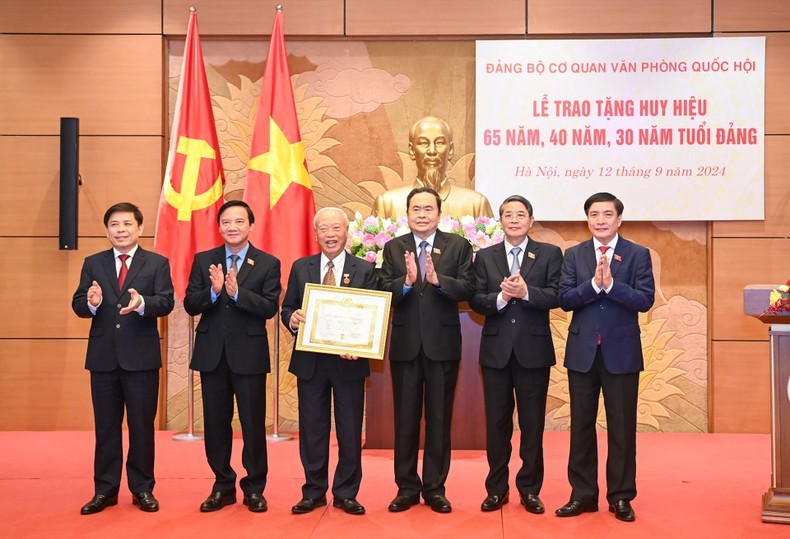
left=155, top=8, right=224, bottom=300
left=244, top=7, right=318, bottom=287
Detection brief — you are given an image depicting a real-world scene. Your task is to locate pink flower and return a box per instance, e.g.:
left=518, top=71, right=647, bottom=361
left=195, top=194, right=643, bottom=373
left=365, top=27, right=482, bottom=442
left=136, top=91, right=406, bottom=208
left=365, top=251, right=377, bottom=264
left=375, top=231, right=391, bottom=248
left=362, top=233, right=376, bottom=248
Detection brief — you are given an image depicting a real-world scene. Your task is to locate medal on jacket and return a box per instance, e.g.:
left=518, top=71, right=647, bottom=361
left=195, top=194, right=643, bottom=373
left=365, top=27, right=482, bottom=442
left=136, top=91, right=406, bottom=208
left=343, top=274, right=350, bottom=284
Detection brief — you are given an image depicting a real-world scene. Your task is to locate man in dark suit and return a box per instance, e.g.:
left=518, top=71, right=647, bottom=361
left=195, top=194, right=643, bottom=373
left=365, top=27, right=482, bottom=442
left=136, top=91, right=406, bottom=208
left=184, top=200, right=281, bottom=513
left=555, top=192, right=655, bottom=523
left=72, top=202, right=174, bottom=515
left=379, top=187, right=475, bottom=514
left=469, top=195, right=562, bottom=514
left=281, top=207, right=377, bottom=516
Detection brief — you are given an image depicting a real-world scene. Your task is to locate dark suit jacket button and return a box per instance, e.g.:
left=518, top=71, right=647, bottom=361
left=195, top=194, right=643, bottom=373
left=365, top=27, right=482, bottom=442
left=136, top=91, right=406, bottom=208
left=600, top=305, right=604, bottom=310
left=116, top=324, right=121, bottom=329
left=226, top=304, right=230, bottom=308
left=117, top=303, right=122, bottom=308
left=511, top=319, right=516, bottom=323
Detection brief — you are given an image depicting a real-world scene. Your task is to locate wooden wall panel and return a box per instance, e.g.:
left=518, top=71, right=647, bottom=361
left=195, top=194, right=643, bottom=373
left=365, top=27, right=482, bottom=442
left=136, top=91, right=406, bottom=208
left=0, top=35, right=162, bottom=136
left=346, top=0, right=525, bottom=36
left=528, top=0, right=711, bottom=34
left=711, top=238, right=790, bottom=341
left=712, top=136, right=790, bottom=238
left=0, top=237, right=155, bottom=340
left=764, top=33, right=790, bottom=135
left=714, top=0, right=790, bottom=32
left=0, top=136, right=163, bottom=237
left=711, top=341, right=770, bottom=433
left=0, top=341, right=93, bottom=430
left=0, top=0, right=161, bottom=34
left=163, top=0, right=344, bottom=36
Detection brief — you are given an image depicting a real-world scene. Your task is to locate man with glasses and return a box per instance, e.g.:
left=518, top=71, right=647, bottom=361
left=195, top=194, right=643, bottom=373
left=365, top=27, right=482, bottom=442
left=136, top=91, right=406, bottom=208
left=470, top=195, right=562, bottom=514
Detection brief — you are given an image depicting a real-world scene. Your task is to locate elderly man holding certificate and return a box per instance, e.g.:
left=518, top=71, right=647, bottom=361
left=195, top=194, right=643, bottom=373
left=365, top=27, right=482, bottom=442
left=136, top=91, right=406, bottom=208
left=282, top=207, right=378, bottom=516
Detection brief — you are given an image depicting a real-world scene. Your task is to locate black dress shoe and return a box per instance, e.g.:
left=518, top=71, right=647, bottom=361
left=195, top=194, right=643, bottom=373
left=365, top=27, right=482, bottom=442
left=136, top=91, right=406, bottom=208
left=481, top=492, right=509, bottom=511
left=80, top=494, right=118, bottom=515
left=333, top=498, right=365, bottom=515
left=388, top=494, right=420, bottom=512
left=133, top=492, right=159, bottom=512
left=609, top=499, right=635, bottom=522
left=555, top=499, right=598, bottom=517
left=520, top=493, right=545, bottom=514
left=200, top=491, right=237, bottom=512
left=291, top=496, right=327, bottom=514
left=243, top=493, right=268, bottom=513
left=425, top=494, right=452, bottom=514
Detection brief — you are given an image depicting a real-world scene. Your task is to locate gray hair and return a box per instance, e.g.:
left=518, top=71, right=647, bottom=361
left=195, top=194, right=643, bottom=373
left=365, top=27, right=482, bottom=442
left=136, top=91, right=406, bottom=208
left=313, top=207, right=349, bottom=230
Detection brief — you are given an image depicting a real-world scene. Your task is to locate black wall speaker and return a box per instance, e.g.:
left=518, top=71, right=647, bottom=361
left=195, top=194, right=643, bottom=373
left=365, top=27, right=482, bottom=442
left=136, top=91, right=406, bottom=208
left=59, top=117, right=80, bottom=250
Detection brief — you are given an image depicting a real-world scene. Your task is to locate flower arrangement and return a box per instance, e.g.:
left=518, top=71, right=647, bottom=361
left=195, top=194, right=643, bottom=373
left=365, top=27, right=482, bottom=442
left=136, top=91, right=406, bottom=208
left=766, top=280, right=790, bottom=315
left=346, top=213, right=504, bottom=267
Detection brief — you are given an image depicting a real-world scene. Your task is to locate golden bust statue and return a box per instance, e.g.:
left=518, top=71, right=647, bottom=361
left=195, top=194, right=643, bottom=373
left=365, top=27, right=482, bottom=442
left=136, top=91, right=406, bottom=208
left=372, top=116, right=494, bottom=219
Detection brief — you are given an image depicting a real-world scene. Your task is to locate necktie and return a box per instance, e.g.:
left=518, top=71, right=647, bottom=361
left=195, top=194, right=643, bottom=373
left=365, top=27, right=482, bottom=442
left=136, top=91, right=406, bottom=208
left=597, top=245, right=610, bottom=345
left=323, top=260, right=336, bottom=286
left=229, top=254, right=240, bottom=275
left=418, top=241, right=428, bottom=281
left=509, top=246, right=522, bottom=276
left=118, top=254, right=129, bottom=288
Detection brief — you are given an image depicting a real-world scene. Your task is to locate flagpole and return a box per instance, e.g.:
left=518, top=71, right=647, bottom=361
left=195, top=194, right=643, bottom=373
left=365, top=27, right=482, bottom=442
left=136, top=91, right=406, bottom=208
left=173, top=315, right=204, bottom=441
left=267, top=312, right=292, bottom=441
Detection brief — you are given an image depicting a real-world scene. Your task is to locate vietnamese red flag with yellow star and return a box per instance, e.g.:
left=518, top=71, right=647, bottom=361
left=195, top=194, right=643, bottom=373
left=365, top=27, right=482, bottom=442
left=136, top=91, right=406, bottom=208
left=155, top=9, right=225, bottom=301
left=244, top=8, right=318, bottom=287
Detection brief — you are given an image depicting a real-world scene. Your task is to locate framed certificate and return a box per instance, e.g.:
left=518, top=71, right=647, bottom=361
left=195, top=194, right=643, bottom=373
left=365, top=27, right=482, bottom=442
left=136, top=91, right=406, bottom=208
left=295, top=283, right=392, bottom=360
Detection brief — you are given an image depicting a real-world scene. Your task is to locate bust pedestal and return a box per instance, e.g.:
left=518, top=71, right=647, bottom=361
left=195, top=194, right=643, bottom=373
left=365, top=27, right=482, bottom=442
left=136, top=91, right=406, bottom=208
left=365, top=303, right=486, bottom=450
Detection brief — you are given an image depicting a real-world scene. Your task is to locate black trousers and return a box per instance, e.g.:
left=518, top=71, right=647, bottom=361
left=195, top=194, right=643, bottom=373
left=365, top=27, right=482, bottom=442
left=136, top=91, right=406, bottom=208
left=482, top=355, right=550, bottom=497
left=567, top=347, right=639, bottom=504
left=90, top=367, right=159, bottom=496
left=390, top=348, right=459, bottom=499
left=297, top=357, right=365, bottom=500
left=200, top=352, right=268, bottom=495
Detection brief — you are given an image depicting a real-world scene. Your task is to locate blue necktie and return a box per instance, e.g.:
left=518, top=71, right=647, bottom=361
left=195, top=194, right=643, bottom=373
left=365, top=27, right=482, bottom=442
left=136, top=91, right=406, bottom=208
left=510, top=247, right=522, bottom=276
left=418, top=240, right=428, bottom=281
left=229, top=254, right=240, bottom=275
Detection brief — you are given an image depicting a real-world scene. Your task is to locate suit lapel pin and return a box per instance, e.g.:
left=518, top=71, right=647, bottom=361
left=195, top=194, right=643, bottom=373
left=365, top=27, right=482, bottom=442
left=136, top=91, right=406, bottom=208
left=343, top=274, right=350, bottom=285
left=528, top=252, right=536, bottom=259
left=433, top=248, right=441, bottom=254
left=614, top=254, right=622, bottom=262
left=247, top=259, right=255, bottom=266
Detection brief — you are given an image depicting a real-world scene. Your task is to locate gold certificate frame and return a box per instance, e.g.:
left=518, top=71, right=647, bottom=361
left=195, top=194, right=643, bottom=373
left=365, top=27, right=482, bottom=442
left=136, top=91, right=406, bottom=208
left=295, top=283, right=392, bottom=360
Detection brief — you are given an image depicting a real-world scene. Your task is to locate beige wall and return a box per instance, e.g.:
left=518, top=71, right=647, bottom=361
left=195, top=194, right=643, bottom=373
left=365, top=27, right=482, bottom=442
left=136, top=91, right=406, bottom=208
left=1, top=0, right=788, bottom=432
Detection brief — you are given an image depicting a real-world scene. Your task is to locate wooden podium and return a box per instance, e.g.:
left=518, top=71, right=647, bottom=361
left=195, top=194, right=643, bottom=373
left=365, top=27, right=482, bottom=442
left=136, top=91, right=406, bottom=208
left=744, top=285, right=790, bottom=524
left=364, top=304, right=486, bottom=450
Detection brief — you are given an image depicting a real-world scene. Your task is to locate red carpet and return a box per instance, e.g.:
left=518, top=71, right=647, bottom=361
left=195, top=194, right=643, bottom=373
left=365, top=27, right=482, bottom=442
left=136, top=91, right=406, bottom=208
left=0, top=431, right=784, bottom=538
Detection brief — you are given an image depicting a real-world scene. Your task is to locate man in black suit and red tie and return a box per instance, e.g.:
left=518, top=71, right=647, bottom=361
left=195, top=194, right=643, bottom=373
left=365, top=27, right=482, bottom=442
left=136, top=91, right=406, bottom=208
left=469, top=195, right=562, bottom=514
left=184, top=200, right=281, bottom=513
left=379, top=187, right=475, bottom=514
left=281, top=207, right=377, bottom=516
left=72, top=202, right=174, bottom=515
left=555, top=192, right=655, bottom=523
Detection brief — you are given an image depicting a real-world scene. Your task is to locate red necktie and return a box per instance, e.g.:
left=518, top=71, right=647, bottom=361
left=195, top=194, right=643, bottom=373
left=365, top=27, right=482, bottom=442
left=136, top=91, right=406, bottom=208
left=597, top=246, right=609, bottom=345
left=118, top=254, right=129, bottom=288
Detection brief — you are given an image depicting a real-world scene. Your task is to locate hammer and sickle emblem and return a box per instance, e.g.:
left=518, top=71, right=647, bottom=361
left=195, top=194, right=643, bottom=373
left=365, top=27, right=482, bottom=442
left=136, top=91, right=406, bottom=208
left=165, top=136, right=224, bottom=221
